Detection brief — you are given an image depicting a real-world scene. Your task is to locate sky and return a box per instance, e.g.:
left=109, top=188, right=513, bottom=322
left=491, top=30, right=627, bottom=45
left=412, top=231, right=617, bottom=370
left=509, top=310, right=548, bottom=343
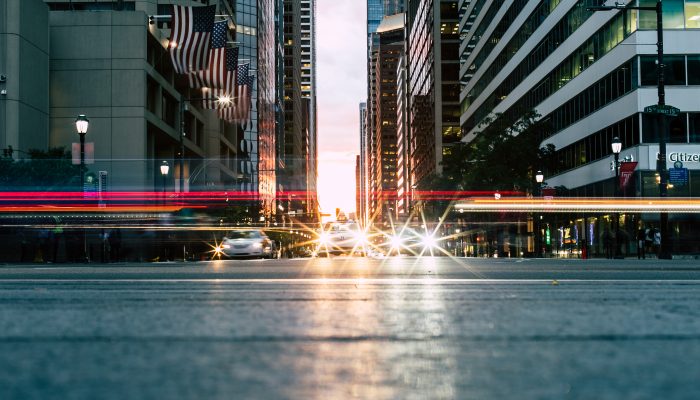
left=316, top=0, right=366, bottom=216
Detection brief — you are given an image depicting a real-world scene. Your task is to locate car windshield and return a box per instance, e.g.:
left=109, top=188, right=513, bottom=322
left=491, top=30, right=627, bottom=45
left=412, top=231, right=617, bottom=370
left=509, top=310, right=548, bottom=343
left=225, top=231, right=261, bottom=239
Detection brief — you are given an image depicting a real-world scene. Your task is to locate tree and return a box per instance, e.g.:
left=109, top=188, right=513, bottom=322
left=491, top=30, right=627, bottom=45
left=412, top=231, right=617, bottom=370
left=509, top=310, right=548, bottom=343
left=0, top=148, right=81, bottom=191
left=439, top=111, right=558, bottom=194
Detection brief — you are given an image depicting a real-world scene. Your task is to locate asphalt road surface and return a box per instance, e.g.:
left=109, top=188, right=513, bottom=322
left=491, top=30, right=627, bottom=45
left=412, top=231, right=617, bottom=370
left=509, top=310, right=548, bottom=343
left=2, top=257, right=700, bottom=399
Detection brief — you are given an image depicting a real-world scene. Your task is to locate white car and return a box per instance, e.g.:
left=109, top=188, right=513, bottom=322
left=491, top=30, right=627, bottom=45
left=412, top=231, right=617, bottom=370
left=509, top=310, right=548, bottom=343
left=317, top=222, right=367, bottom=256
left=220, top=230, right=276, bottom=259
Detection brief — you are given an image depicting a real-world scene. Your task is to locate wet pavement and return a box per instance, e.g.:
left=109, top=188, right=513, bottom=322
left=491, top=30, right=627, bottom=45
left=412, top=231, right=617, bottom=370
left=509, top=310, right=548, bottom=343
left=1, top=258, right=700, bottom=399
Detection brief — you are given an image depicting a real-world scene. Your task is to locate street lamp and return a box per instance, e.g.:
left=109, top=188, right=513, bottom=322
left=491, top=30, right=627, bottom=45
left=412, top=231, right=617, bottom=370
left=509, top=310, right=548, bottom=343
left=587, top=1, right=670, bottom=259
left=75, top=114, right=90, bottom=262
left=160, top=161, right=169, bottom=193
left=611, top=136, right=622, bottom=258
left=75, top=114, right=89, bottom=192
left=535, top=171, right=544, bottom=257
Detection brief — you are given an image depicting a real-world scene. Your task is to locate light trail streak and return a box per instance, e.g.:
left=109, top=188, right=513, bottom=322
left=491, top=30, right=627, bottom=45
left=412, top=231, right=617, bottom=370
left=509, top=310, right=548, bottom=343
left=454, top=197, right=700, bottom=213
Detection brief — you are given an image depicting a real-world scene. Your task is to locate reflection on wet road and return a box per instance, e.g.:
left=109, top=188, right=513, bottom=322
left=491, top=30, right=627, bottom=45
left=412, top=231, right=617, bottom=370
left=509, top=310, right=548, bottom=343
left=2, top=273, right=700, bottom=399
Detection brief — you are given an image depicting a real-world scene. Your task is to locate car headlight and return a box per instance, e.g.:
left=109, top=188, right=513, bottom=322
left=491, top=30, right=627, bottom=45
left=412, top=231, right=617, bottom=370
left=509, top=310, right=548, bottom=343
left=221, top=244, right=231, bottom=249
left=353, top=231, right=368, bottom=244
left=319, top=233, right=331, bottom=244
left=389, top=235, right=403, bottom=249
left=421, top=235, right=437, bottom=250
left=252, top=242, right=263, bottom=249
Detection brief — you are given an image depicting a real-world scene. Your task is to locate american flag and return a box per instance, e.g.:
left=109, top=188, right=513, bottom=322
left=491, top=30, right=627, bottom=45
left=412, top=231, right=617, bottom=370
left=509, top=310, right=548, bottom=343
left=219, top=63, right=252, bottom=123
left=168, top=5, right=216, bottom=74
left=200, top=47, right=239, bottom=109
left=188, top=22, right=238, bottom=90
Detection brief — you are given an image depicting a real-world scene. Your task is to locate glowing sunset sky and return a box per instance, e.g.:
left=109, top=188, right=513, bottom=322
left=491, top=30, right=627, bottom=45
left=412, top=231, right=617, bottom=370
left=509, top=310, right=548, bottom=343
left=316, top=0, right=366, bottom=216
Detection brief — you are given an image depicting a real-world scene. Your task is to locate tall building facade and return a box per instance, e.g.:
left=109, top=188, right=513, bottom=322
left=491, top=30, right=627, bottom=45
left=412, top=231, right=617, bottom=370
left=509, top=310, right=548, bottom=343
left=237, top=0, right=277, bottom=220
left=396, top=51, right=410, bottom=217
left=300, top=0, right=318, bottom=220
left=459, top=1, right=700, bottom=253
left=364, top=0, right=405, bottom=225
left=406, top=0, right=460, bottom=188
left=374, top=14, right=405, bottom=222
left=0, top=0, right=49, bottom=157
left=2, top=0, right=279, bottom=220
left=358, top=102, right=368, bottom=225
left=279, top=0, right=304, bottom=213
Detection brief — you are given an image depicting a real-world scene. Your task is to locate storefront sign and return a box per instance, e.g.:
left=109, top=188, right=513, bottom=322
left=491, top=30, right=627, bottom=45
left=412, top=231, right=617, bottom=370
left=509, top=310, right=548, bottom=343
left=669, top=167, right=689, bottom=186
left=669, top=152, right=700, bottom=163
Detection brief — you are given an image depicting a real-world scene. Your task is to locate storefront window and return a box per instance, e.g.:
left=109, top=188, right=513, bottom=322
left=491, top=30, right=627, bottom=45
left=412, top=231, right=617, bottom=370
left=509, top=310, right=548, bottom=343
left=643, top=113, right=687, bottom=143
left=686, top=0, right=700, bottom=28
left=640, top=55, right=686, bottom=86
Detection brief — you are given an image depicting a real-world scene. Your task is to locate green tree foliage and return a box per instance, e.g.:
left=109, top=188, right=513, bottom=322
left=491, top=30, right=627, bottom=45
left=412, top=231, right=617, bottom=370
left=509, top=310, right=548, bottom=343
left=0, top=148, right=81, bottom=191
left=432, top=111, right=558, bottom=194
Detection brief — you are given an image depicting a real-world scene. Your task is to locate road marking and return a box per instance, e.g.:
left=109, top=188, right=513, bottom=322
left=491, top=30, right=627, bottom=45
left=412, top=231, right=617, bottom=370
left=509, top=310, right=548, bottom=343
left=1, top=279, right=699, bottom=285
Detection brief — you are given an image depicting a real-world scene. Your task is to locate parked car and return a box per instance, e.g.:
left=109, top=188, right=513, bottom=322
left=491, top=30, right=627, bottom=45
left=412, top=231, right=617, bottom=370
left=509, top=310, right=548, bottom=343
left=220, top=230, right=276, bottom=259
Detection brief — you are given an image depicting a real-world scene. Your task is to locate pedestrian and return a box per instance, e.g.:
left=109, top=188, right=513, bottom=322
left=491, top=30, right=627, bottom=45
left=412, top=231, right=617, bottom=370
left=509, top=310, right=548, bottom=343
left=644, top=228, right=653, bottom=257
left=637, top=227, right=646, bottom=259
left=603, top=229, right=613, bottom=259
left=653, top=228, right=661, bottom=256
left=109, top=229, right=122, bottom=262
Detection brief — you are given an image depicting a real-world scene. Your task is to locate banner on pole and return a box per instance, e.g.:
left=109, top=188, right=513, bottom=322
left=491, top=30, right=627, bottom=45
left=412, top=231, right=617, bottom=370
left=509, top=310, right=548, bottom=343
left=619, top=161, right=637, bottom=189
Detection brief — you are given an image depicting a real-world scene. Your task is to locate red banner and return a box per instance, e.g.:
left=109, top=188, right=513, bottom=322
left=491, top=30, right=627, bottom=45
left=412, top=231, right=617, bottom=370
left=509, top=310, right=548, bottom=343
left=619, top=161, right=637, bottom=189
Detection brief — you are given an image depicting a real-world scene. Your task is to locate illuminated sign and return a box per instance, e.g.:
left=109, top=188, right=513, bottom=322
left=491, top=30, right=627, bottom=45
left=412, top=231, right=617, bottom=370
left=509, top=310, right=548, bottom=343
left=669, top=153, right=700, bottom=163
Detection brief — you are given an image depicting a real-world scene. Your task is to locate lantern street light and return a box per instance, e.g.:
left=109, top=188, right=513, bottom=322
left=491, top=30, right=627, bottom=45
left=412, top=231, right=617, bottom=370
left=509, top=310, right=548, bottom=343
left=75, top=114, right=89, bottom=193
left=535, top=170, right=545, bottom=258
left=611, top=136, right=622, bottom=258
left=160, top=161, right=169, bottom=194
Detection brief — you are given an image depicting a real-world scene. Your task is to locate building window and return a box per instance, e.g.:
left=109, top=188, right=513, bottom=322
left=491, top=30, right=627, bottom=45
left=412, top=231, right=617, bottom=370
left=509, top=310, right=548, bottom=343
left=690, top=113, right=700, bottom=143
left=687, top=0, right=700, bottom=28
left=688, top=56, right=700, bottom=85
left=640, top=55, right=686, bottom=86
left=642, top=113, right=687, bottom=143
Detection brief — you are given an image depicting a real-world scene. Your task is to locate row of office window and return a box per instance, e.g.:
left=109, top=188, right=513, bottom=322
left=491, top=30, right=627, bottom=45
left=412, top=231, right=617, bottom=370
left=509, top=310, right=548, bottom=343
left=459, top=0, right=488, bottom=61
left=551, top=112, right=700, bottom=175
left=640, top=55, right=700, bottom=86
left=464, top=7, right=635, bottom=136
left=551, top=116, right=640, bottom=175
left=544, top=54, right=700, bottom=139
left=545, top=61, right=635, bottom=137
left=462, top=0, right=561, bottom=88
left=463, top=0, right=599, bottom=119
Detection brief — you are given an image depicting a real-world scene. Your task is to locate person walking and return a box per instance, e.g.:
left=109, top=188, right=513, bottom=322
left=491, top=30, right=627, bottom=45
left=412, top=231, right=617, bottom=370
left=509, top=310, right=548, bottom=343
left=603, top=229, right=613, bottom=259
left=637, top=227, right=646, bottom=259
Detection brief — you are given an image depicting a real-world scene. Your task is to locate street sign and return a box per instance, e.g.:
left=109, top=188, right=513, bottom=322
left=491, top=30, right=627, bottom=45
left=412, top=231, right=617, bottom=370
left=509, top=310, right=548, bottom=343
left=669, top=167, right=688, bottom=185
left=644, top=104, right=680, bottom=117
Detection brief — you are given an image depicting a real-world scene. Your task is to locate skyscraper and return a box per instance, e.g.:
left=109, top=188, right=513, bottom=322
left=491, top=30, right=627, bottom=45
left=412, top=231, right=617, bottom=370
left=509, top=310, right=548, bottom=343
left=406, top=0, right=459, bottom=188
left=300, top=0, right=318, bottom=220
left=374, top=14, right=404, bottom=222
left=364, top=0, right=405, bottom=225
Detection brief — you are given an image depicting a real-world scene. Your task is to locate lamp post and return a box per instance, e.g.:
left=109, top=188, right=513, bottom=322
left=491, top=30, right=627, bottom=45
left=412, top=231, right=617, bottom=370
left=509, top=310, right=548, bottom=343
left=535, top=170, right=544, bottom=257
left=160, top=161, right=169, bottom=194
left=75, top=114, right=89, bottom=262
left=588, top=1, right=670, bottom=258
left=611, top=136, right=622, bottom=258
left=75, top=115, right=89, bottom=193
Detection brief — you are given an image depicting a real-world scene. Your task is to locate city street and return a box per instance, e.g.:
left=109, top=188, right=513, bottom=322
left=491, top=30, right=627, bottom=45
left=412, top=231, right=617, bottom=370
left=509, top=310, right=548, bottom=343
left=2, top=258, right=700, bottom=399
